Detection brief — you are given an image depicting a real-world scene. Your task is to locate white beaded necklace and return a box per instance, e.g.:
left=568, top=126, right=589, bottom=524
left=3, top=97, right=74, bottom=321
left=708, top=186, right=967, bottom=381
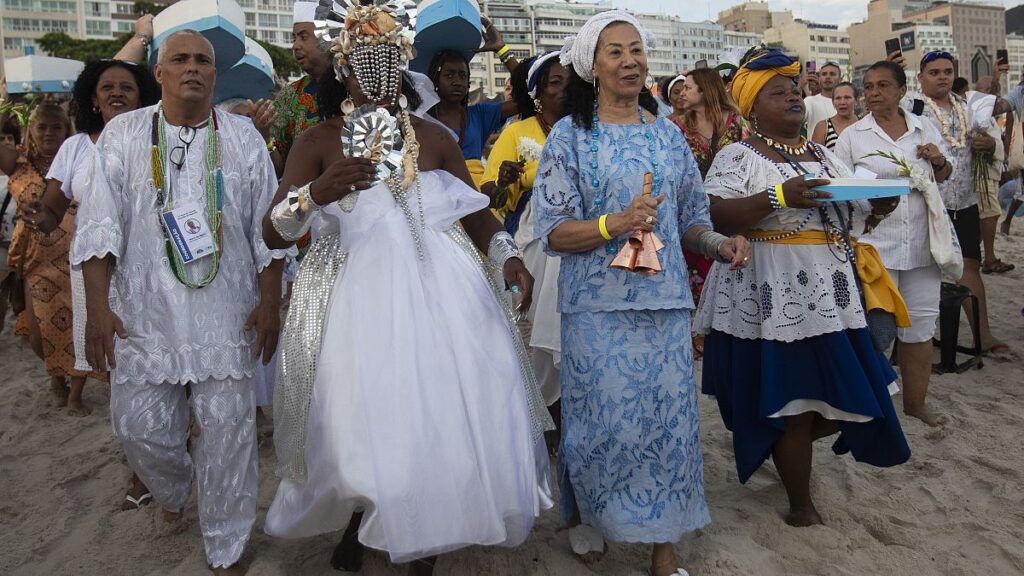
left=922, top=94, right=967, bottom=150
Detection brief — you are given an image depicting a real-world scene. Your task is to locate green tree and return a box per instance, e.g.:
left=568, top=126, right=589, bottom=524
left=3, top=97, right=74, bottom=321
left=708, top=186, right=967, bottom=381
left=36, top=32, right=132, bottom=63
left=254, top=38, right=299, bottom=79
left=132, top=1, right=168, bottom=16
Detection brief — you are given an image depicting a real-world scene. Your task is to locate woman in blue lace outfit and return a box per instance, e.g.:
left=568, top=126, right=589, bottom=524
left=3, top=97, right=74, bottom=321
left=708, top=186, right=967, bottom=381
left=532, top=12, right=750, bottom=576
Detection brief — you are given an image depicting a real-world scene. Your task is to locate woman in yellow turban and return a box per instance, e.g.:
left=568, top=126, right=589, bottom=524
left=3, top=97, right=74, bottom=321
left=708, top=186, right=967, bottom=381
left=694, top=47, right=911, bottom=527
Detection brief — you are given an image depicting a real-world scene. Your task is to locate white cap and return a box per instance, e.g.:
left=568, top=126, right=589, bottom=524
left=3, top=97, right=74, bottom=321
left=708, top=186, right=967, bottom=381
left=293, top=1, right=318, bottom=24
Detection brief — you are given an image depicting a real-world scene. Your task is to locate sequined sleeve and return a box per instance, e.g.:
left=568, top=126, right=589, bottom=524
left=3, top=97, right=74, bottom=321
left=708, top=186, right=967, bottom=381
left=532, top=120, right=582, bottom=258
left=71, top=119, right=126, bottom=265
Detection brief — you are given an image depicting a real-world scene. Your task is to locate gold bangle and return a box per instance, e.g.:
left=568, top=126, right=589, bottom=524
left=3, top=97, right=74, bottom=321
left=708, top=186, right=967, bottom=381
left=598, top=214, right=614, bottom=241
left=496, top=45, right=510, bottom=58
left=774, top=183, right=788, bottom=209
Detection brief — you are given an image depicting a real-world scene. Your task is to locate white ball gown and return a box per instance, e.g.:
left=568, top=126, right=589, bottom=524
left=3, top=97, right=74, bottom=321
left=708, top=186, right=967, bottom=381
left=265, top=170, right=553, bottom=563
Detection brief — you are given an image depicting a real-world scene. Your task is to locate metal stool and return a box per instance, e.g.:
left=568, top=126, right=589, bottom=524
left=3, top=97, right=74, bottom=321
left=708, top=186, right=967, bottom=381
left=932, top=282, right=983, bottom=374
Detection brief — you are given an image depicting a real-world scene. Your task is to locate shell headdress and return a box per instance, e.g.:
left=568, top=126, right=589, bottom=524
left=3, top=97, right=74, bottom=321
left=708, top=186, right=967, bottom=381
left=314, top=0, right=417, bottom=104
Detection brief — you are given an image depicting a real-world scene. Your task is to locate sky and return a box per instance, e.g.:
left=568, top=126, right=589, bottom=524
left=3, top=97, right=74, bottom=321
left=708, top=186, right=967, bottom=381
left=612, top=0, right=1024, bottom=28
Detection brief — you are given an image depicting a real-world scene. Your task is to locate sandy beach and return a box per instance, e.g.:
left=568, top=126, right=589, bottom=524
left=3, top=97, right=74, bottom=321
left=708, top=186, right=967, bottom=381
left=2, top=232, right=1022, bottom=576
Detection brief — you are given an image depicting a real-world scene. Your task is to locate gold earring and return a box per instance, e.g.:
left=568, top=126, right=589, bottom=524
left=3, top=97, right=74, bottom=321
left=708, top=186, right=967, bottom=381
left=534, top=98, right=543, bottom=115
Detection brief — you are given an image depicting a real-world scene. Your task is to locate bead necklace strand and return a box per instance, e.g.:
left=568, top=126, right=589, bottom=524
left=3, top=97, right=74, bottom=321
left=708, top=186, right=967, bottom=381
left=589, top=101, right=660, bottom=254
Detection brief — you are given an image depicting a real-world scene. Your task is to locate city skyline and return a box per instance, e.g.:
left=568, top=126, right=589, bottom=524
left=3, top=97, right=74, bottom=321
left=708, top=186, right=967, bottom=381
left=614, top=0, right=1024, bottom=27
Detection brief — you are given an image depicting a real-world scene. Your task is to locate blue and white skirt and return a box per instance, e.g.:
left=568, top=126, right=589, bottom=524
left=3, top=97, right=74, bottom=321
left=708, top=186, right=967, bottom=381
left=702, top=327, right=911, bottom=483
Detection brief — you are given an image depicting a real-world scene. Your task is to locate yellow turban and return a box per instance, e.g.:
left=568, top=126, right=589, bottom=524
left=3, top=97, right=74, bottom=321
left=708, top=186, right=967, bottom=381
left=729, top=50, right=801, bottom=119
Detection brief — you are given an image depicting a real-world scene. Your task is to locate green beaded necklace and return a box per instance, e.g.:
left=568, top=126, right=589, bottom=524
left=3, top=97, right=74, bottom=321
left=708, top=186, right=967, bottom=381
left=151, top=102, right=224, bottom=289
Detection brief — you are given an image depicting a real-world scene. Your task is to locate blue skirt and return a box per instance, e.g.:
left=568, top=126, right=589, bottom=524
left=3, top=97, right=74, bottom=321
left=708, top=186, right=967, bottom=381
left=702, top=328, right=910, bottom=483
left=559, top=309, right=711, bottom=543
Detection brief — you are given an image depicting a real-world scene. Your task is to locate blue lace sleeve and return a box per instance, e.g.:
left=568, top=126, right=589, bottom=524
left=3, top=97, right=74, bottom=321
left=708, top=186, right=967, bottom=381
left=673, top=131, right=713, bottom=234
left=533, top=120, right=582, bottom=257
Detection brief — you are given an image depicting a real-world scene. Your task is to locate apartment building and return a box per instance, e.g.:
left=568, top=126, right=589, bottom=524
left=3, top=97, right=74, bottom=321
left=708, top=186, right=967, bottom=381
left=764, top=13, right=851, bottom=74
left=717, top=1, right=773, bottom=34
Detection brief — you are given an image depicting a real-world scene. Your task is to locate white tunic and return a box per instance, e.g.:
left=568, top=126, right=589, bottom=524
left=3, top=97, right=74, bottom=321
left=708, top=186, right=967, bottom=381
left=696, top=143, right=870, bottom=342
left=71, top=104, right=294, bottom=386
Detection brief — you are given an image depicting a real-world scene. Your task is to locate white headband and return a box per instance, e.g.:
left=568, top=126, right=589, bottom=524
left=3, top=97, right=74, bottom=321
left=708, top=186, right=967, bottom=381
left=666, top=74, right=685, bottom=96
left=293, top=1, right=317, bottom=24
left=527, top=51, right=560, bottom=99
left=559, top=10, right=656, bottom=84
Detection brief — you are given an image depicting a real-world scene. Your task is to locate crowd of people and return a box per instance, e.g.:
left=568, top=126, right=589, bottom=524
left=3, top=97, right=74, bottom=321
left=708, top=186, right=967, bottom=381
left=0, top=2, right=1021, bottom=576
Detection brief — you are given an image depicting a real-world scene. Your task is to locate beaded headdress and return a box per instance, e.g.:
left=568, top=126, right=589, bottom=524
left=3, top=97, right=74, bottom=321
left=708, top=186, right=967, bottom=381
left=314, top=0, right=417, bottom=105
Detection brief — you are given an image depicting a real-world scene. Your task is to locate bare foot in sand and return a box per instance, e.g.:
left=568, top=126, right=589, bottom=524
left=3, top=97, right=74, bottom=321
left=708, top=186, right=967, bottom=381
left=785, top=505, right=823, bottom=527
left=50, top=377, right=69, bottom=404
left=904, top=405, right=948, bottom=427
left=66, top=400, right=91, bottom=416
left=330, top=511, right=365, bottom=572
left=407, top=557, right=436, bottom=576
left=211, top=563, right=243, bottom=576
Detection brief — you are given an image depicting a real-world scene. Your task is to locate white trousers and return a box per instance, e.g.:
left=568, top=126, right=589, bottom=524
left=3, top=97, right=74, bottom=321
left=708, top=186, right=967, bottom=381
left=110, top=377, right=257, bottom=568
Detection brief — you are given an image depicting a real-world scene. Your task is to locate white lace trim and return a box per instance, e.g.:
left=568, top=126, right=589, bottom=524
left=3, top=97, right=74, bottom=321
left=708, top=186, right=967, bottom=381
left=70, top=216, right=122, bottom=264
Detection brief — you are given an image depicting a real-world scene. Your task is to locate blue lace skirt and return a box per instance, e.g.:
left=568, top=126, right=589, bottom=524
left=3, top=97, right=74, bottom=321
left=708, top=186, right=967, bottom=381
left=702, top=328, right=911, bottom=483
left=559, top=309, right=711, bottom=543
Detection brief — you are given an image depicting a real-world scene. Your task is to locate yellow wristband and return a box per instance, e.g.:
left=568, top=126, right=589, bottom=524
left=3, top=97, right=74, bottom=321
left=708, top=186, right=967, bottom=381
left=774, top=183, right=788, bottom=209
left=598, top=214, right=614, bottom=241
left=496, top=45, right=511, bottom=58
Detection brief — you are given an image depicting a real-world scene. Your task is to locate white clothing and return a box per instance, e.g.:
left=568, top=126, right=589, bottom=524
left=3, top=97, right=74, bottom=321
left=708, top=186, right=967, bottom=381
left=834, top=111, right=949, bottom=271
left=111, top=376, right=257, bottom=568
left=514, top=200, right=561, bottom=403
left=0, top=174, right=13, bottom=275
left=804, top=93, right=836, bottom=136
left=696, top=143, right=870, bottom=342
left=888, top=265, right=941, bottom=344
left=903, top=92, right=976, bottom=211
left=266, top=170, right=553, bottom=562
left=70, top=105, right=294, bottom=386
left=46, top=132, right=95, bottom=201
left=46, top=133, right=98, bottom=371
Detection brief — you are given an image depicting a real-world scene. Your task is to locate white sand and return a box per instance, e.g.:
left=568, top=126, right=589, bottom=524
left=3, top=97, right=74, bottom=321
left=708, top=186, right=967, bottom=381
left=2, top=233, right=1022, bottom=576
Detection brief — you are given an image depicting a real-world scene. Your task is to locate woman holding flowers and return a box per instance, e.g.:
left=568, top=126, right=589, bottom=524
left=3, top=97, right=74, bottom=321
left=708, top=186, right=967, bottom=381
left=834, top=60, right=957, bottom=427
left=481, top=51, right=569, bottom=408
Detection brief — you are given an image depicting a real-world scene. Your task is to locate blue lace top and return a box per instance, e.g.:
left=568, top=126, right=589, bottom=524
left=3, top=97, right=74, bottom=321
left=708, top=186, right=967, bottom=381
left=532, top=115, right=711, bottom=314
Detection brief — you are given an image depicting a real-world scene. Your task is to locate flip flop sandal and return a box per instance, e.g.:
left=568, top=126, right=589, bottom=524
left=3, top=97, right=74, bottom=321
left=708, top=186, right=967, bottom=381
left=982, top=260, right=1015, bottom=274
left=124, top=491, right=153, bottom=509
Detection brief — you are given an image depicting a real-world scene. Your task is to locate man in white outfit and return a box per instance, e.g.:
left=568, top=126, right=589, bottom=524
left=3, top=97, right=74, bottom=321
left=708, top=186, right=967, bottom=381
left=72, top=30, right=294, bottom=575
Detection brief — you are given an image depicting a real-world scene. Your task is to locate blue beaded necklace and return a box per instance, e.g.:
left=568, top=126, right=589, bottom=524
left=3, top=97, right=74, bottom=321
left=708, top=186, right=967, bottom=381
left=589, top=101, right=661, bottom=254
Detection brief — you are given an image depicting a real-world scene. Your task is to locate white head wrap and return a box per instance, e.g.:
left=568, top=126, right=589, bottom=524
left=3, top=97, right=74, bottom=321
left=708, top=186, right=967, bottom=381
left=666, top=74, right=685, bottom=96
left=559, top=10, right=656, bottom=84
left=527, top=51, right=561, bottom=99
left=293, top=1, right=318, bottom=24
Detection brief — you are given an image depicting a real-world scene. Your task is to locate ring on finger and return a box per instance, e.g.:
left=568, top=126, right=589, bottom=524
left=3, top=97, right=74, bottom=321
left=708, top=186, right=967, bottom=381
left=644, top=215, right=655, bottom=225
left=802, top=190, right=816, bottom=199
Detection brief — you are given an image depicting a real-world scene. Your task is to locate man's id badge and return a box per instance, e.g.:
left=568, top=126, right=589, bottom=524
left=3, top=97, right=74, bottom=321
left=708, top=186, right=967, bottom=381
left=162, top=201, right=216, bottom=264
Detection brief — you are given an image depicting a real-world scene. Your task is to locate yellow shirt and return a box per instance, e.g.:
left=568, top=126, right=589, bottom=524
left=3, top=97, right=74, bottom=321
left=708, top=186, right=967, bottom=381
left=481, top=116, right=548, bottom=219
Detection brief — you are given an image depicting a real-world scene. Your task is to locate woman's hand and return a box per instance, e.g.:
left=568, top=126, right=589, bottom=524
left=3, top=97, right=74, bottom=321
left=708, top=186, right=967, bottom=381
left=134, top=14, right=154, bottom=40
left=916, top=143, right=946, bottom=167
left=969, top=129, right=996, bottom=153
left=868, top=196, right=900, bottom=215
left=609, top=194, right=665, bottom=235
left=85, top=306, right=128, bottom=372
left=310, top=156, right=377, bottom=206
left=718, top=235, right=752, bottom=269
left=248, top=98, right=277, bottom=141
left=19, top=199, right=55, bottom=232
left=503, top=257, right=534, bottom=313
left=780, top=176, right=832, bottom=208
left=496, top=160, right=523, bottom=188
left=478, top=17, right=506, bottom=53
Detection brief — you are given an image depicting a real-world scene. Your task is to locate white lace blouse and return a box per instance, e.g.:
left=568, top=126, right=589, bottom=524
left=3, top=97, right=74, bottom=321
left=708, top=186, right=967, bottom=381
left=71, top=105, right=295, bottom=386
left=694, top=142, right=871, bottom=342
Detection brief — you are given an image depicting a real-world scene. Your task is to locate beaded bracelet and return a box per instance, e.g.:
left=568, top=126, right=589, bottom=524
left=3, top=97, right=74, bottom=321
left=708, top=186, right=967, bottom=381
left=767, top=187, right=784, bottom=211
left=773, top=183, right=788, bottom=209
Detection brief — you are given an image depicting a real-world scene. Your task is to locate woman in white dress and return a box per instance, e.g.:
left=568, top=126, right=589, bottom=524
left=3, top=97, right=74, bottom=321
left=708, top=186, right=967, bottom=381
left=262, top=4, right=552, bottom=575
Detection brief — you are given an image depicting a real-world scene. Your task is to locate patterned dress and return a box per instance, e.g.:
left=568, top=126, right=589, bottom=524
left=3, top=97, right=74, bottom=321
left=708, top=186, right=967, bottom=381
left=275, top=75, right=321, bottom=159
left=533, top=116, right=711, bottom=542
left=7, top=154, right=102, bottom=380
